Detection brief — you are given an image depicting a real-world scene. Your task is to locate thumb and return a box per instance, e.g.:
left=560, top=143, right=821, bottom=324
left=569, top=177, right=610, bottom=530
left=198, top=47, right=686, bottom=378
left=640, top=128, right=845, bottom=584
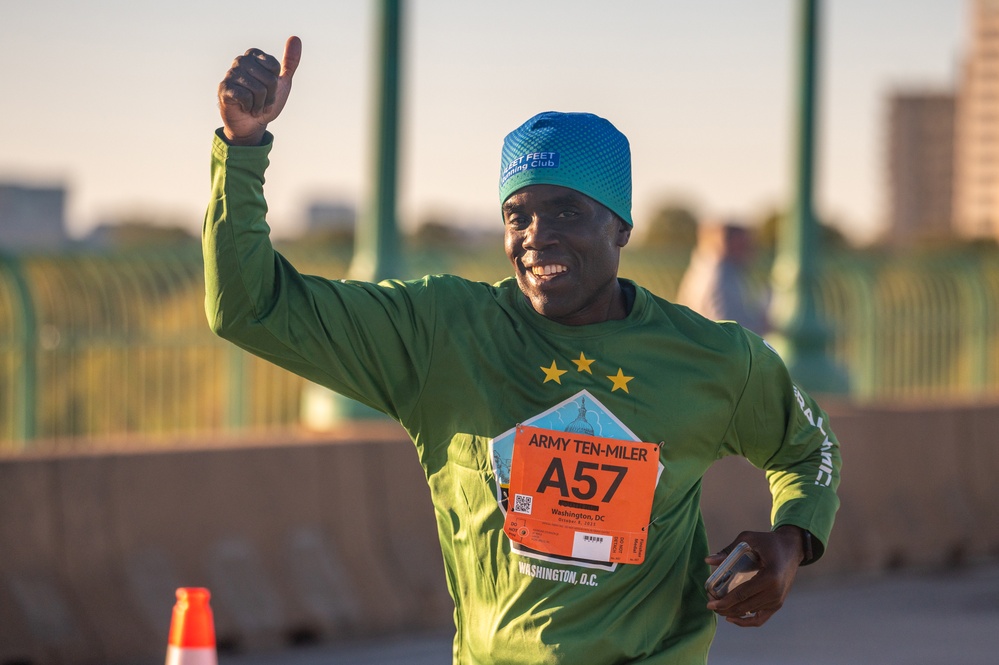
left=281, top=35, right=302, bottom=79
left=705, top=552, right=727, bottom=566
left=705, top=542, right=736, bottom=565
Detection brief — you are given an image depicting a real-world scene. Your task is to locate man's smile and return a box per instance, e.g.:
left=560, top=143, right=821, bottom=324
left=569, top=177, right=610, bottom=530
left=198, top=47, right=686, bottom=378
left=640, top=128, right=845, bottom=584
left=528, top=263, right=569, bottom=279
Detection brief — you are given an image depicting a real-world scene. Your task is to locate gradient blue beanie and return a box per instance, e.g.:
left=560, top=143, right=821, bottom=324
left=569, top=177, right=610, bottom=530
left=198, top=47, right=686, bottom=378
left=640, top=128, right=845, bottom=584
left=499, top=111, right=633, bottom=227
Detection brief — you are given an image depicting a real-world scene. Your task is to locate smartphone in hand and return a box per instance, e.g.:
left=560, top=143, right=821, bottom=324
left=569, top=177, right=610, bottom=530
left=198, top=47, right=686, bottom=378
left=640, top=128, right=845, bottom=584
left=705, top=542, right=761, bottom=600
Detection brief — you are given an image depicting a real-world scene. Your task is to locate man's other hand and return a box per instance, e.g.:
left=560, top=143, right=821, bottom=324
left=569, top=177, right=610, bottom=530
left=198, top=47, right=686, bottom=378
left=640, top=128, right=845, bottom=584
left=704, top=526, right=805, bottom=627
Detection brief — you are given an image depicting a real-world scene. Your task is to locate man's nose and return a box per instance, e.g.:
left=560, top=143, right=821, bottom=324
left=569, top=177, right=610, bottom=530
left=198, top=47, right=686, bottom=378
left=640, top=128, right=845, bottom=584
left=523, top=216, right=558, bottom=248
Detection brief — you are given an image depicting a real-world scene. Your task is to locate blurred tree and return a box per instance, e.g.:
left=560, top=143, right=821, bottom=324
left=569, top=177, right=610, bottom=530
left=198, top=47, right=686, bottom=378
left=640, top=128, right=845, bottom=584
left=639, top=201, right=699, bottom=251
left=411, top=218, right=468, bottom=249
left=297, top=225, right=355, bottom=247
left=86, top=220, right=195, bottom=248
left=755, top=207, right=850, bottom=252
left=409, top=211, right=501, bottom=251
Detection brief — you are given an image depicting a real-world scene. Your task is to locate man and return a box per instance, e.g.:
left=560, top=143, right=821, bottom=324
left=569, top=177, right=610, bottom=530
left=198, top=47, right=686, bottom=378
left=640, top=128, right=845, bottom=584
left=206, top=36, right=840, bottom=664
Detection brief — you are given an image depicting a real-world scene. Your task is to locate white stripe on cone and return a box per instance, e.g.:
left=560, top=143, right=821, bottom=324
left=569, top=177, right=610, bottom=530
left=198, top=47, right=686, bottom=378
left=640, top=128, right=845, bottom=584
left=165, top=645, right=217, bottom=665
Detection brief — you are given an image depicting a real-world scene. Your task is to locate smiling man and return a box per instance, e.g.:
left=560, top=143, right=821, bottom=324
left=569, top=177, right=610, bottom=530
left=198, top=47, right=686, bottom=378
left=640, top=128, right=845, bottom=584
left=500, top=112, right=634, bottom=327
left=205, top=36, right=841, bottom=665
left=503, top=182, right=631, bottom=325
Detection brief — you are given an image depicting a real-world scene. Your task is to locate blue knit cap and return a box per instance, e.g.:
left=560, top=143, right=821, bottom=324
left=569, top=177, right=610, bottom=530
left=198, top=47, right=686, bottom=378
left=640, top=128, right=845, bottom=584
left=499, top=111, right=633, bottom=227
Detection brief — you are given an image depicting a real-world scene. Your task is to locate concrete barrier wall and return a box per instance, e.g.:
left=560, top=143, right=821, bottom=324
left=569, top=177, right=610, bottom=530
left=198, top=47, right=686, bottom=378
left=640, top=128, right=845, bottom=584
left=2, top=404, right=998, bottom=664
left=0, top=426, right=453, bottom=665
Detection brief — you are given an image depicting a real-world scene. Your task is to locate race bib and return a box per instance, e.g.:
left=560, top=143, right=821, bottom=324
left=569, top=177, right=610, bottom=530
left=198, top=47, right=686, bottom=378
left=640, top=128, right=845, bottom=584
left=503, top=425, right=659, bottom=564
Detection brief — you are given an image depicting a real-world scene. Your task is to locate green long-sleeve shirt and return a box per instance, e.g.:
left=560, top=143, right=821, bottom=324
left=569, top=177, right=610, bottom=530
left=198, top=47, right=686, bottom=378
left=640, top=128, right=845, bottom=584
left=204, top=131, right=841, bottom=664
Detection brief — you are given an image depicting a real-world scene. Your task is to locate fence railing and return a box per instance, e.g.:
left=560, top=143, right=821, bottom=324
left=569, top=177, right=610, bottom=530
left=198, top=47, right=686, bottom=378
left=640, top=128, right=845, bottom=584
left=818, top=253, right=999, bottom=400
left=2, top=244, right=999, bottom=451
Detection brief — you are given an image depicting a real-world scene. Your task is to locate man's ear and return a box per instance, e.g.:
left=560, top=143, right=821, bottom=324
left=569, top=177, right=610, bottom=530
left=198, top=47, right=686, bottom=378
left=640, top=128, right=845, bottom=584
left=616, top=220, right=632, bottom=248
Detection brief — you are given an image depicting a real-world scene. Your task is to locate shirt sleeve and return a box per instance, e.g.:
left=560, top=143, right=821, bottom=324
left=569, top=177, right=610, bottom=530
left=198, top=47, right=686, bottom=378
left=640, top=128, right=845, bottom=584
left=202, top=130, right=434, bottom=421
left=720, top=329, right=842, bottom=560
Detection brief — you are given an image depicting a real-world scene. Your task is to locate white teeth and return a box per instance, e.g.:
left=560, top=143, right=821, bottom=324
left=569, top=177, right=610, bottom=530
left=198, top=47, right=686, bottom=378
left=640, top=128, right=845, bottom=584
left=532, top=264, right=567, bottom=276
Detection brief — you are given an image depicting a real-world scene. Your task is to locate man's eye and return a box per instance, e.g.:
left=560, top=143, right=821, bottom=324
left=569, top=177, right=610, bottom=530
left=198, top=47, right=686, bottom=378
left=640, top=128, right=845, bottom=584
left=506, top=215, right=528, bottom=228
left=557, top=209, right=578, bottom=219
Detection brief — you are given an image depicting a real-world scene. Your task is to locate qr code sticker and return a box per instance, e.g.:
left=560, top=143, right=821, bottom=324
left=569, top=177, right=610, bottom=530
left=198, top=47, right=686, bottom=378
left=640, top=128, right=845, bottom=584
left=513, top=494, right=533, bottom=514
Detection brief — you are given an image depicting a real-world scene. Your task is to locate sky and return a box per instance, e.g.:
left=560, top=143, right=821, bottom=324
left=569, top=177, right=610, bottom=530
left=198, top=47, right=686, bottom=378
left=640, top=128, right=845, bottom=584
left=2, top=0, right=967, bottom=244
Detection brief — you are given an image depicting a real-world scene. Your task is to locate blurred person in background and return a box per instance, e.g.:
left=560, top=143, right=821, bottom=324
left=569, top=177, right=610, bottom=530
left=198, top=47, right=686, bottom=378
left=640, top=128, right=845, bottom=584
left=676, top=219, right=770, bottom=336
left=204, top=36, right=840, bottom=664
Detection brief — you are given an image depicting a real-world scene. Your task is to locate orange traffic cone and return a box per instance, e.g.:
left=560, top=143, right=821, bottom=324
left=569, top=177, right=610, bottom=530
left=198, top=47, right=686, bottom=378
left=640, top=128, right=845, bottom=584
left=165, top=587, right=217, bottom=665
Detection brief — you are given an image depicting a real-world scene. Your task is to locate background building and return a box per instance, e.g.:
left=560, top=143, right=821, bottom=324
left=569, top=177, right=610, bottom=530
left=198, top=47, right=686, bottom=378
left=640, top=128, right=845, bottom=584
left=953, top=0, right=999, bottom=239
left=886, top=91, right=956, bottom=244
left=0, top=182, right=69, bottom=251
left=303, top=200, right=357, bottom=244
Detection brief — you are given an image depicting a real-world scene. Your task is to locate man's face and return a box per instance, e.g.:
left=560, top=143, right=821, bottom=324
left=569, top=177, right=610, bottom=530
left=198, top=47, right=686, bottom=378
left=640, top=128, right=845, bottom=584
left=503, top=184, right=631, bottom=326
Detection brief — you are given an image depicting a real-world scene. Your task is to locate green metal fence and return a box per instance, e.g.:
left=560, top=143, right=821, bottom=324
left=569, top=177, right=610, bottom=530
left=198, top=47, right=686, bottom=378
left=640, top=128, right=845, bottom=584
left=819, top=253, right=999, bottom=400
left=3, top=245, right=999, bottom=451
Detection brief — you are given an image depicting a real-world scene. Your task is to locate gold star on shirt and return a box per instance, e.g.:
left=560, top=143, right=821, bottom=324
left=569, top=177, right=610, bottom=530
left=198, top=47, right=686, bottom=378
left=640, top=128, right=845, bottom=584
left=541, top=360, right=568, bottom=384
left=607, top=368, right=634, bottom=393
left=572, top=352, right=595, bottom=374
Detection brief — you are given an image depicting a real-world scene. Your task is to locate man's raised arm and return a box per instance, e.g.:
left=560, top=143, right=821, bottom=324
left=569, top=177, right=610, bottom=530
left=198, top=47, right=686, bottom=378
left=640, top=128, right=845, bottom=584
left=203, top=37, right=304, bottom=357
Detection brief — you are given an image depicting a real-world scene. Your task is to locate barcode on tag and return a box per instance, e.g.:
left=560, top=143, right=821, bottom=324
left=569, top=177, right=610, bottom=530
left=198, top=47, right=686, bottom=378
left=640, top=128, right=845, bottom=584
left=513, top=493, right=533, bottom=514
left=572, top=531, right=612, bottom=561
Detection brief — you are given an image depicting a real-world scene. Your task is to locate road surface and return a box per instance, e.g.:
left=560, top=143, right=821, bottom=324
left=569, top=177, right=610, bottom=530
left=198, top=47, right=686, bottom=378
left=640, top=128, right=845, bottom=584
left=223, top=562, right=999, bottom=664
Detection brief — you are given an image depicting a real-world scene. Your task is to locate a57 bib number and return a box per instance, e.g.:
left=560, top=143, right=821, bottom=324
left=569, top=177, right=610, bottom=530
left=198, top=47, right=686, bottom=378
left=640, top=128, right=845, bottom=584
left=536, top=459, right=629, bottom=505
